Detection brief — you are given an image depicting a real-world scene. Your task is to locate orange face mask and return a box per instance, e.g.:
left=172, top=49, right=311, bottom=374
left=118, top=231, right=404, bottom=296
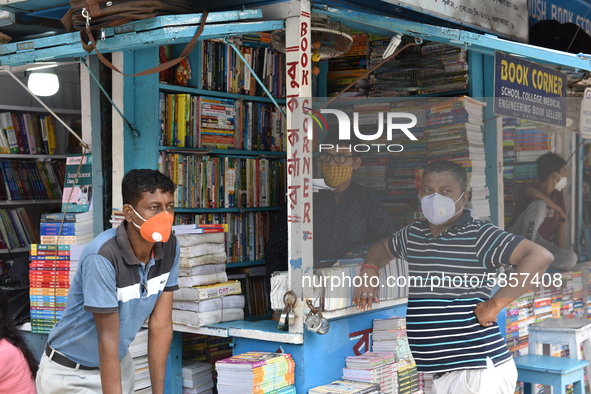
left=129, top=206, right=173, bottom=243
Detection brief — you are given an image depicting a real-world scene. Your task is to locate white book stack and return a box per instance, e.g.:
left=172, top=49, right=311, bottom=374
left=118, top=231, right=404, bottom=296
left=343, top=352, right=398, bottom=394
left=129, top=329, right=151, bottom=394
left=172, top=231, right=245, bottom=328
left=182, top=361, right=214, bottom=394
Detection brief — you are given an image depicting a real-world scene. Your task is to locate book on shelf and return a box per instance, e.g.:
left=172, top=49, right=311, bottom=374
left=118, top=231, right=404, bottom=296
left=0, top=112, right=59, bottom=155
left=62, top=154, right=93, bottom=213
left=0, top=207, right=37, bottom=249
left=0, top=159, right=64, bottom=200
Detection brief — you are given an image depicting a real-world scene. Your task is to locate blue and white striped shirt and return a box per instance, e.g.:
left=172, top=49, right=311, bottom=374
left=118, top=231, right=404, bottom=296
left=389, top=210, right=524, bottom=373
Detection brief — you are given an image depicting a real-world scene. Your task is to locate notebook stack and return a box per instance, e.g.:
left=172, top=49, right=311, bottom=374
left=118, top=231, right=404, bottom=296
left=28, top=242, right=86, bottom=333
left=182, top=361, right=214, bottom=394
left=39, top=210, right=94, bottom=245
left=372, top=317, right=420, bottom=394
left=172, top=228, right=245, bottom=328
left=343, top=352, right=398, bottom=394
left=308, top=379, right=380, bottom=393
left=215, top=351, right=295, bottom=394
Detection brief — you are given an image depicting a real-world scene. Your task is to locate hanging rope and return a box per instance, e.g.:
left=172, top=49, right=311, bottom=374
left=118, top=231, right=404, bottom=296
left=79, top=57, right=140, bottom=137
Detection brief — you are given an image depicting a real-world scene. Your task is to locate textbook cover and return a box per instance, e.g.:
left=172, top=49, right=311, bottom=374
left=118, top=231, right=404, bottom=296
left=62, top=154, right=93, bottom=213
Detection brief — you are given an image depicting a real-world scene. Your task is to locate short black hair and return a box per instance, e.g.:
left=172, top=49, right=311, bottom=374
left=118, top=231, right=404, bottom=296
left=122, top=169, right=176, bottom=207
left=422, top=160, right=468, bottom=192
left=536, top=153, right=566, bottom=181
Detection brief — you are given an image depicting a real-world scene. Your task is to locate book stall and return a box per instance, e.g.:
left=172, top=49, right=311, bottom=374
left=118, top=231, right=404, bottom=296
left=1, top=0, right=590, bottom=393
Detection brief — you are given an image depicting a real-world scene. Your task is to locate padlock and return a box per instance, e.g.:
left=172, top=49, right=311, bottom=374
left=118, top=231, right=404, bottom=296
left=276, top=311, right=295, bottom=331
left=317, top=317, right=330, bottom=335
left=304, top=310, right=323, bottom=332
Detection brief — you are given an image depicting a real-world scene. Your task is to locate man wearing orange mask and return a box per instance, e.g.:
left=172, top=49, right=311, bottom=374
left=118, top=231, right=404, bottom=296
left=265, top=133, right=395, bottom=289
left=37, top=169, right=179, bottom=394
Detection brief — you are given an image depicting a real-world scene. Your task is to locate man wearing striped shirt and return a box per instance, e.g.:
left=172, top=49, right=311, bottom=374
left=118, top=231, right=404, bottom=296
left=355, top=160, right=553, bottom=394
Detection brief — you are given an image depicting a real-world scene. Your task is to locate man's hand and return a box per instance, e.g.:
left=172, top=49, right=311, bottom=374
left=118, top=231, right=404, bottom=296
left=555, top=207, right=567, bottom=224
left=474, top=299, right=503, bottom=327
left=352, top=268, right=380, bottom=311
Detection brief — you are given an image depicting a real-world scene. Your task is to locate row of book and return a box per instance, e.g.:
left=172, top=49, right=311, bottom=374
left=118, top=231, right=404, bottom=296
left=0, top=207, right=37, bottom=250
left=0, top=159, right=65, bottom=200
left=502, top=118, right=554, bottom=225
left=215, top=351, right=295, bottom=394
left=200, top=34, right=285, bottom=98
left=159, top=93, right=285, bottom=151
left=158, top=153, right=286, bottom=209
left=0, top=112, right=60, bottom=155
left=128, top=329, right=152, bottom=394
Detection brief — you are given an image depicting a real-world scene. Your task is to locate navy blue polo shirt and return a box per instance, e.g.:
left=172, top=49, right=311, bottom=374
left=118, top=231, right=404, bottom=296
left=389, top=210, right=524, bottom=373
left=47, top=223, right=179, bottom=367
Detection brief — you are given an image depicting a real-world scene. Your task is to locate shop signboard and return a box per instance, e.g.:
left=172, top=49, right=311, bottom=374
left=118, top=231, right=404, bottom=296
left=494, top=52, right=566, bottom=126
left=381, top=0, right=528, bottom=42
left=530, top=0, right=591, bottom=36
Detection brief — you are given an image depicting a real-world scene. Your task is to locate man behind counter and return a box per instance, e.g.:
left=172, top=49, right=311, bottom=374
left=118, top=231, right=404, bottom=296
left=265, top=133, right=395, bottom=288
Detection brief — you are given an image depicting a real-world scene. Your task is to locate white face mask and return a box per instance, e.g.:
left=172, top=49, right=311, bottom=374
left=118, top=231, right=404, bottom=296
left=555, top=175, right=567, bottom=192
left=421, top=192, right=464, bottom=225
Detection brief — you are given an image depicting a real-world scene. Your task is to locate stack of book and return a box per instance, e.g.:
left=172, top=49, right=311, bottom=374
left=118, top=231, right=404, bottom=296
left=424, top=97, right=490, bottom=219
left=343, top=352, right=398, bottom=394
left=129, top=329, right=151, bottom=394
left=368, top=36, right=409, bottom=98
left=308, top=380, right=380, bottom=393
left=419, top=42, right=468, bottom=95
left=110, top=209, right=125, bottom=228
left=327, top=33, right=369, bottom=98
left=0, top=207, right=37, bottom=250
left=372, top=317, right=420, bottom=394
left=182, top=334, right=233, bottom=365
left=172, top=229, right=245, bottom=328
left=215, top=351, right=295, bottom=394
left=0, top=159, right=64, bottom=200
left=39, top=211, right=94, bottom=245
left=418, top=373, right=433, bottom=394
left=28, top=241, right=86, bottom=333
left=182, top=361, right=214, bottom=394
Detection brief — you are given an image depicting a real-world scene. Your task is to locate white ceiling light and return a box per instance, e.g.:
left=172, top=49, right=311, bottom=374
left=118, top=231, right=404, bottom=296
left=27, top=71, right=59, bottom=96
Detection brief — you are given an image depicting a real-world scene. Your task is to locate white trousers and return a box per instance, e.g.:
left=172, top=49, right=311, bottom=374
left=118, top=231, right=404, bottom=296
left=36, top=349, right=135, bottom=394
left=433, top=357, right=517, bottom=394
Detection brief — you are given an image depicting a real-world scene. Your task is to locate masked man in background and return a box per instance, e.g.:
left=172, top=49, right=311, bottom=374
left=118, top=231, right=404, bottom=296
left=508, top=152, right=577, bottom=271
left=265, top=132, right=395, bottom=290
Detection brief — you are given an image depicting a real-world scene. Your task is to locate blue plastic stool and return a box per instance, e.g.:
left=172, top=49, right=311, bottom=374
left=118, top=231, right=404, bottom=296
left=514, top=354, right=589, bottom=394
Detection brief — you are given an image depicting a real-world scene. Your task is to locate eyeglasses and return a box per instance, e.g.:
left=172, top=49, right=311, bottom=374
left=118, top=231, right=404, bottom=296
left=318, top=153, right=354, bottom=164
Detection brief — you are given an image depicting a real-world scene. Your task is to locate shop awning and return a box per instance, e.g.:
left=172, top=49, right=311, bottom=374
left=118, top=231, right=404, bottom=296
left=0, top=9, right=283, bottom=67
left=313, top=4, right=591, bottom=72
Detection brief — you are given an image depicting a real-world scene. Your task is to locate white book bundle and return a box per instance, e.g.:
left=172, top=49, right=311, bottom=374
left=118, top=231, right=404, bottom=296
left=173, top=294, right=245, bottom=328
left=129, top=329, right=151, bottom=393
left=343, top=352, right=398, bottom=394
left=182, top=361, right=214, bottom=394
